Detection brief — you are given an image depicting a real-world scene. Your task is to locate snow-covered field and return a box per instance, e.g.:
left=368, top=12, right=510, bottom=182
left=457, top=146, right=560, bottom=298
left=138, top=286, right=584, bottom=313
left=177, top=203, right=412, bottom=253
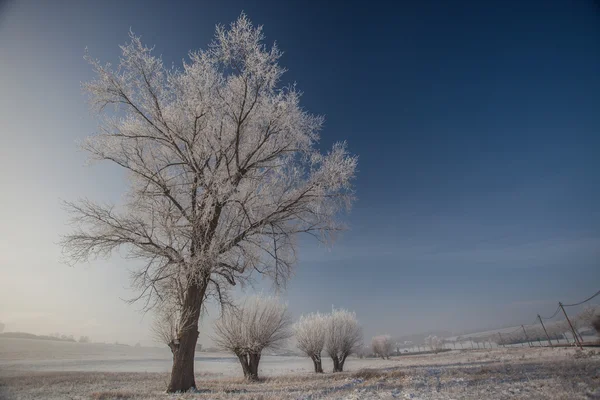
left=1, top=337, right=599, bottom=399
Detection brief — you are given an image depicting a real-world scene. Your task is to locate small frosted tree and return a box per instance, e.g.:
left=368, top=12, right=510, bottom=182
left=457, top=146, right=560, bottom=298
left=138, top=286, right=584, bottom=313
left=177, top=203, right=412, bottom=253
left=424, top=335, right=445, bottom=352
left=61, top=14, right=356, bottom=393
left=151, top=301, right=198, bottom=355
left=371, top=335, right=393, bottom=359
left=294, top=312, right=327, bottom=373
left=577, top=305, right=599, bottom=332
left=213, top=296, right=292, bottom=381
left=325, top=309, right=362, bottom=372
left=355, top=344, right=371, bottom=359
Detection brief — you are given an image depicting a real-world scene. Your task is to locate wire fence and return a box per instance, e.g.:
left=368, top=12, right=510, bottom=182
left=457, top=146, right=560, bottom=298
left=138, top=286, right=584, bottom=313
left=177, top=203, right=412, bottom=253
left=414, top=288, right=600, bottom=353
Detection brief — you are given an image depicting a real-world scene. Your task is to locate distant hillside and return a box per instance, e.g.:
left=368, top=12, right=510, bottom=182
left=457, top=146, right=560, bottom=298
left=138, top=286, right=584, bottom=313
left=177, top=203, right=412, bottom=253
left=0, top=332, right=76, bottom=342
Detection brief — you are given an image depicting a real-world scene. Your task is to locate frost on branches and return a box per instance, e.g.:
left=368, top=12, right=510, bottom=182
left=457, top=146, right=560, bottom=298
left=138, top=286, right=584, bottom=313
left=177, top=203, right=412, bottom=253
left=371, top=334, right=393, bottom=359
left=424, top=335, right=445, bottom=353
left=324, top=309, right=362, bottom=372
left=293, top=312, right=328, bottom=373
left=576, top=305, right=600, bottom=334
left=61, top=14, right=356, bottom=393
left=213, top=296, right=292, bottom=381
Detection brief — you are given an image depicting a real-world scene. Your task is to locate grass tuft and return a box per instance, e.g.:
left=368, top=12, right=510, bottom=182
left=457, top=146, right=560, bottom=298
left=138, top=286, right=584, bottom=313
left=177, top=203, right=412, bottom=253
left=91, top=391, right=137, bottom=400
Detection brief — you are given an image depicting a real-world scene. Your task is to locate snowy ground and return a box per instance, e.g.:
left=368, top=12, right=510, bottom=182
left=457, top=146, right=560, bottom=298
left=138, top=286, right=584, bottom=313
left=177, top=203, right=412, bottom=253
left=1, top=338, right=599, bottom=399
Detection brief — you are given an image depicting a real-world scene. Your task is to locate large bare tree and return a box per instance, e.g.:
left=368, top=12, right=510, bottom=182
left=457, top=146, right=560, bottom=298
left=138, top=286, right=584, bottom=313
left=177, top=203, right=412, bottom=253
left=61, top=14, right=356, bottom=392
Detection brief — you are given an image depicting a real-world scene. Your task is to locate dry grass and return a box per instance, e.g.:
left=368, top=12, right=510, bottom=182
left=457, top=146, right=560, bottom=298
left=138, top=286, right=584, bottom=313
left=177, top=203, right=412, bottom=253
left=91, top=391, right=138, bottom=400
left=1, top=348, right=599, bottom=399
left=351, top=368, right=405, bottom=381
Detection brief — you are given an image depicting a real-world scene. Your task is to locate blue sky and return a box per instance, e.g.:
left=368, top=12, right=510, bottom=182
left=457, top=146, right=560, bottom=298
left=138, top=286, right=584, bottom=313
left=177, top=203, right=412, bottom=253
left=0, top=0, right=598, bottom=344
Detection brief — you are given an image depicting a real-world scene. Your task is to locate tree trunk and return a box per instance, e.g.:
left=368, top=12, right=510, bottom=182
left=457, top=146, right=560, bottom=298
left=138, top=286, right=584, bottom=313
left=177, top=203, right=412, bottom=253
left=236, top=353, right=261, bottom=381
left=167, top=328, right=199, bottom=392
left=332, top=356, right=341, bottom=372
left=248, top=353, right=261, bottom=381
left=167, top=280, right=207, bottom=393
left=237, top=353, right=252, bottom=378
left=338, top=354, right=348, bottom=372
left=311, top=355, right=323, bottom=373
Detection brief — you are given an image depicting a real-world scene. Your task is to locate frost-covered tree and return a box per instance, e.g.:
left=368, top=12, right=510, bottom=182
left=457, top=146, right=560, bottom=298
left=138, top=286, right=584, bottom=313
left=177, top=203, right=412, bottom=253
left=371, top=335, right=393, bottom=359
left=294, top=312, right=327, bottom=373
left=355, top=344, right=371, bottom=359
left=150, top=300, right=198, bottom=354
left=0, top=322, right=4, bottom=333
left=61, top=14, right=356, bottom=392
left=213, top=296, right=291, bottom=381
left=577, top=305, right=599, bottom=331
left=325, top=309, right=362, bottom=372
left=424, top=335, right=445, bottom=352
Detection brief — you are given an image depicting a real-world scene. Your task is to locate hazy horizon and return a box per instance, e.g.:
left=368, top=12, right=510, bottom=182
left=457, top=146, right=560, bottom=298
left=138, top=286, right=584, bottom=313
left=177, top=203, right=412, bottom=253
left=1, top=0, right=599, bottom=348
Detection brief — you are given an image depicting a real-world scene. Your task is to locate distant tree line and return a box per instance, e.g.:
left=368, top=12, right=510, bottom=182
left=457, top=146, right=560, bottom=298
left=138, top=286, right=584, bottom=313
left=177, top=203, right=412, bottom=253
left=0, top=332, right=75, bottom=342
left=0, top=331, right=92, bottom=343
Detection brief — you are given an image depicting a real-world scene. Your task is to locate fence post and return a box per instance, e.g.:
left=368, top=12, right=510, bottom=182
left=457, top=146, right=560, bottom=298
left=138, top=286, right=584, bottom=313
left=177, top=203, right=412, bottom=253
left=559, top=302, right=583, bottom=349
left=521, top=325, right=532, bottom=347
left=537, top=315, right=553, bottom=347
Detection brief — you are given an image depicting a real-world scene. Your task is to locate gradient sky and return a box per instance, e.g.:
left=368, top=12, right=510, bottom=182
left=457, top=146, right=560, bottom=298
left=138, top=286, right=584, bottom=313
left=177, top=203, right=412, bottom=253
left=0, top=0, right=599, bottom=346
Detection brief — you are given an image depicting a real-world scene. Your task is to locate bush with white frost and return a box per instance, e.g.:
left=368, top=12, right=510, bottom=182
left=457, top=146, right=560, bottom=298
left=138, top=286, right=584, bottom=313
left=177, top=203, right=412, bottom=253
left=371, top=335, right=393, bottom=359
left=325, top=309, right=362, bottom=372
left=213, top=296, right=292, bottom=381
left=151, top=302, right=198, bottom=355
left=355, top=344, right=372, bottom=358
left=577, top=305, right=599, bottom=333
left=293, top=312, right=327, bottom=373
left=424, top=335, right=445, bottom=352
